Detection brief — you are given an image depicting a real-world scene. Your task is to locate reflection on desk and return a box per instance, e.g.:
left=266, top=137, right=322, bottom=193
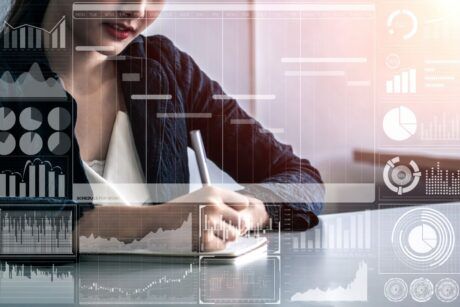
left=1, top=202, right=459, bottom=306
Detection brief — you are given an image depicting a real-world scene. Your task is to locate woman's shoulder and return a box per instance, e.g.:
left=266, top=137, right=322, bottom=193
left=128, top=35, right=198, bottom=86
left=144, top=34, right=177, bottom=52
left=129, top=35, right=194, bottom=71
left=128, top=35, right=182, bottom=63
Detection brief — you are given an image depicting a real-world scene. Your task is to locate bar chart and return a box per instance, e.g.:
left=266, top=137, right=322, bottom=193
left=0, top=209, right=73, bottom=255
left=420, top=113, right=460, bottom=141
left=3, top=16, right=66, bottom=50
left=202, top=213, right=275, bottom=241
left=0, top=159, right=66, bottom=198
left=386, top=68, right=417, bottom=94
left=426, top=162, right=460, bottom=196
left=291, top=211, right=371, bottom=251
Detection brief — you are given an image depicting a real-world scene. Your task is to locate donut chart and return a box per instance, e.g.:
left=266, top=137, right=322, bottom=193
left=392, top=208, right=455, bottom=270
left=410, top=278, right=434, bottom=302
left=436, top=278, right=459, bottom=303
left=384, top=278, right=408, bottom=302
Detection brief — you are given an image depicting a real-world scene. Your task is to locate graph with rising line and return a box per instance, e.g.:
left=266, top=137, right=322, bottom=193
left=291, top=261, right=368, bottom=302
left=81, top=263, right=194, bottom=296
left=3, top=16, right=66, bottom=50
left=79, top=261, right=199, bottom=304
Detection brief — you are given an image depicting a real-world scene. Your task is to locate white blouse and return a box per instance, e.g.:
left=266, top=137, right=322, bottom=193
left=82, top=111, right=151, bottom=205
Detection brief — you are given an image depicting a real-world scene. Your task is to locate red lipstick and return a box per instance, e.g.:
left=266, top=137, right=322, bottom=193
left=103, top=22, right=135, bottom=41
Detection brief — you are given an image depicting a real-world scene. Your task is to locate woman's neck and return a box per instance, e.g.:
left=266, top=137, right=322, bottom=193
left=42, top=10, right=111, bottom=93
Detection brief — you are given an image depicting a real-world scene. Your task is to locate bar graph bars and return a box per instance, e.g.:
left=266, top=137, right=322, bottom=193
left=420, top=113, right=460, bottom=141
left=3, top=16, right=66, bottom=50
left=0, top=209, right=73, bottom=255
left=0, top=159, right=66, bottom=198
left=292, top=211, right=371, bottom=251
left=386, top=68, right=417, bottom=94
left=203, top=213, right=274, bottom=241
left=426, top=162, right=460, bottom=196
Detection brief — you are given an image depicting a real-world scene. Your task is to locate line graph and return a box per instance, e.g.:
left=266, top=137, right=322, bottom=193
left=79, top=213, right=193, bottom=254
left=0, top=63, right=67, bottom=99
left=79, top=261, right=198, bottom=304
left=3, top=16, right=66, bottom=50
left=80, top=263, right=194, bottom=296
left=291, top=261, right=367, bottom=302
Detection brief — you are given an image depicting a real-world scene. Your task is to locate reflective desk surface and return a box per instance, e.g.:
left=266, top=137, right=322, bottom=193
left=1, top=202, right=459, bottom=306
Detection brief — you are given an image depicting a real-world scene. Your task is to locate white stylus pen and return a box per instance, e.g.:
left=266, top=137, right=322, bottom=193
left=190, top=130, right=211, bottom=185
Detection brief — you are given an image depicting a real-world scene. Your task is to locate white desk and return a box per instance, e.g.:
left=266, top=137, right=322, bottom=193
left=1, top=203, right=459, bottom=306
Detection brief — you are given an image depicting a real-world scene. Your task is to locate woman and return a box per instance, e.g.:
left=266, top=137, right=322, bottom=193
left=0, top=0, right=323, bottom=251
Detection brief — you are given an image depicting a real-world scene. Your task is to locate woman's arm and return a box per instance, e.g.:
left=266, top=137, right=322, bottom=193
left=147, top=35, right=324, bottom=230
left=78, top=186, right=265, bottom=251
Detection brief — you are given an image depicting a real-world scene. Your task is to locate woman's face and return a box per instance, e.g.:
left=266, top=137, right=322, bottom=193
left=46, top=0, right=164, bottom=56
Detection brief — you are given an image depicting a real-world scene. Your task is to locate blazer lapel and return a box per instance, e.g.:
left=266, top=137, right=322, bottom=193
left=116, top=57, right=167, bottom=183
left=114, top=36, right=190, bottom=202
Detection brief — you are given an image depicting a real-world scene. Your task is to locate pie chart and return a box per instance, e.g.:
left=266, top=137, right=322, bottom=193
left=48, top=107, right=71, bottom=131
left=407, top=223, right=438, bottom=254
left=48, top=132, right=71, bottom=155
left=0, top=107, right=16, bottom=131
left=0, top=132, right=16, bottom=155
left=19, top=132, right=43, bottom=155
left=19, top=107, right=42, bottom=131
left=383, top=106, right=417, bottom=141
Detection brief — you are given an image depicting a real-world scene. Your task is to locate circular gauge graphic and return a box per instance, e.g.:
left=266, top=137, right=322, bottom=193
left=410, top=278, right=433, bottom=302
left=383, top=157, right=421, bottom=195
left=384, top=278, right=408, bottom=302
left=0, top=132, right=16, bottom=155
left=19, top=107, right=42, bottom=130
left=19, top=132, right=43, bottom=155
left=387, top=9, right=418, bottom=40
left=0, top=107, right=16, bottom=131
left=48, top=107, right=71, bottom=131
left=48, top=132, right=71, bottom=155
left=385, top=53, right=401, bottom=70
left=383, top=106, right=417, bottom=141
left=435, top=278, right=459, bottom=303
left=392, top=208, right=455, bottom=271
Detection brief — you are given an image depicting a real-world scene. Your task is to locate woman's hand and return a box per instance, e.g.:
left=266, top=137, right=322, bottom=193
left=238, top=196, right=270, bottom=232
left=78, top=186, right=270, bottom=253
left=172, top=186, right=269, bottom=252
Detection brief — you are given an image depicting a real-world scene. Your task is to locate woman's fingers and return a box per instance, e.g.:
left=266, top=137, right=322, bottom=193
left=201, top=220, right=239, bottom=251
left=211, top=219, right=240, bottom=242
left=216, top=188, right=250, bottom=210
left=203, top=201, right=247, bottom=234
left=201, top=229, right=226, bottom=252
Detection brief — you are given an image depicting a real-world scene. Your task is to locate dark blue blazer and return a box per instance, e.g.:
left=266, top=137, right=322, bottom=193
left=0, top=35, right=323, bottom=230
